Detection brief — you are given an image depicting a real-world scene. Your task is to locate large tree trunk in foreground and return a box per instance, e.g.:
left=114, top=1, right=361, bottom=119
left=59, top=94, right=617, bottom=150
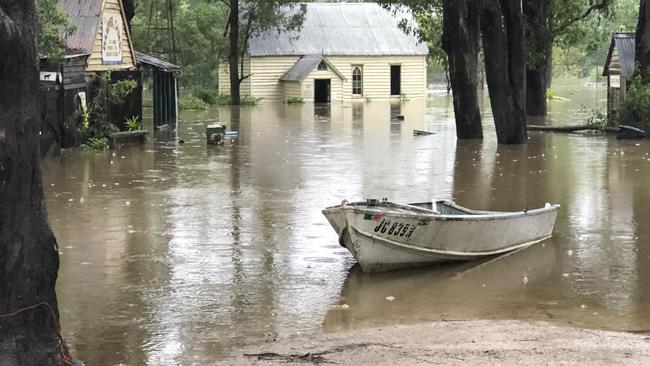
left=442, top=0, right=483, bottom=139
left=228, top=0, right=241, bottom=105
left=523, top=0, right=552, bottom=116
left=636, top=0, right=650, bottom=82
left=0, top=1, right=69, bottom=364
left=481, top=0, right=528, bottom=144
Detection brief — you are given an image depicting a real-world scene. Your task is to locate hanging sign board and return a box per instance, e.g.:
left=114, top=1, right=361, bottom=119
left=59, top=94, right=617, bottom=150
left=610, top=74, right=621, bottom=89
left=102, top=11, right=123, bottom=64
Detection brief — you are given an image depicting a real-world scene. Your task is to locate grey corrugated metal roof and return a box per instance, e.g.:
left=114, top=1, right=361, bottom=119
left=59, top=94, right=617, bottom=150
left=58, top=0, right=103, bottom=54
left=280, top=55, right=345, bottom=81
left=604, top=32, right=636, bottom=77
left=250, top=3, right=429, bottom=57
left=136, top=52, right=181, bottom=72
left=281, top=55, right=322, bottom=81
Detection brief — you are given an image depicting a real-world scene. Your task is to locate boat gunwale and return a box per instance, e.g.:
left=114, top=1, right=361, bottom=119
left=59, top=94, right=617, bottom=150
left=323, top=201, right=560, bottom=222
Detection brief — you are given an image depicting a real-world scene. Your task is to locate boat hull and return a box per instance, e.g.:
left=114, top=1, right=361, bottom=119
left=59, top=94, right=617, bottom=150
left=323, top=201, right=559, bottom=272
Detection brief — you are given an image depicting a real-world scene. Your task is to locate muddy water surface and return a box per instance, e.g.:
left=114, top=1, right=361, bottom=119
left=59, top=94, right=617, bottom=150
left=42, top=84, right=650, bottom=365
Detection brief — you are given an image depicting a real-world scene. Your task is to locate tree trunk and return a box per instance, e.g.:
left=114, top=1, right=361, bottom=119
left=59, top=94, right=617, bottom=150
left=636, top=0, right=650, bottom=82
left=481, top=0, right=528, bottom=144
left=123, top=0, right=135, bottom=26
left=441, top=0, right=483, bottom=139
left=523, top=0, right=552, bottom=116
left=0, top=1, right=70, bottom=365
left=229, top=0, right=241, bottom=105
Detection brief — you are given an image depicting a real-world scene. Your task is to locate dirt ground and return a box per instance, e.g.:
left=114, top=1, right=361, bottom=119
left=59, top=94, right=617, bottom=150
left=217, top=320, right=650, bottom=365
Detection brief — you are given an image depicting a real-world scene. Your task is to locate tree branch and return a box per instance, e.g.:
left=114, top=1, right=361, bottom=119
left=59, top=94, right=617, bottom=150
left=555, top=0, right=612, bottom=34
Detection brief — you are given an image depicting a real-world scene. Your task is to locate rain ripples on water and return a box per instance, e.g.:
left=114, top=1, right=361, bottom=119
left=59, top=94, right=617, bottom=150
left=42, top=84, right=650, bottom=365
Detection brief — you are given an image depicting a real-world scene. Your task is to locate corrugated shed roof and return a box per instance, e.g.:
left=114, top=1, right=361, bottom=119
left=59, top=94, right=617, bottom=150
left=604, top=32, right=636, bottom=77
left=280, top=55, right=344, bottom=81
left=249, top=3, right=429, bottom=57
left=58, top=0, right=103, bottom=54
left=136, top=52, right=181, bottom=72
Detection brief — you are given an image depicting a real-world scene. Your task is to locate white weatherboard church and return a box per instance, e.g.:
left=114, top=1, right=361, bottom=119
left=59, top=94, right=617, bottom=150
left=218, top=3, right=429, bottom=103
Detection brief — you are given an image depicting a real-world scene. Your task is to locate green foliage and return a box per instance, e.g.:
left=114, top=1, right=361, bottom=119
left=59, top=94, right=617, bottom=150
left=132, top=0, right=229, bottom=88
left=110, top=78, right=139, bottom=104
left=178, top=95, right=209, bottom=110
left=584, top=108, right=608, bottom=129
left=551, top=0, right=638, bottom=79
left=212, top=94, right=260, bottom=106
left=621, top=76, right=650, bottom=129
left=547, top=89, right=557, bottom=100
left=192, top=87, right=221, bottom=105
left=377, top=1, right=445, bottom=69
left=125, top=116, right=143, bottom=131
left=131, top=0, right=306, bottom=92
left=286, top=97, right=304, bottom=104
left=37, top=0, right=76, bottom=60
left=80, top=136, right=110, bottom=151
left=64, top=73, right=128, bottom=146
left=553, top=46, right=588, bottom=77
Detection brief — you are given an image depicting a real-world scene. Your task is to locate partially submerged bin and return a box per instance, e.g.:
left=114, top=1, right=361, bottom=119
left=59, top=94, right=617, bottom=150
left=206, top=124, right=226, bottom=144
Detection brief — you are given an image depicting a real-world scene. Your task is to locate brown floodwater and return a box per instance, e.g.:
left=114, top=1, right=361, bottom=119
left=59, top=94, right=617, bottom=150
left=42, top=82, right=650, bottom=365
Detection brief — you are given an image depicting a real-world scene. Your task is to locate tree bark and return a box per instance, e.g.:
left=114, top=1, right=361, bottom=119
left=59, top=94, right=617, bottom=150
left=441, top=0, right=483, bottom=139
left=481, top=0, right=528, bottom=144
left=523, top=0, right=552, bottom=116
left=123, top=0, right=135, bottom=26
left=0, top=1, right=69, bottom=365
left=636, top=0, right=650, bottom=82
left=229, top=0, right=241, bottom=105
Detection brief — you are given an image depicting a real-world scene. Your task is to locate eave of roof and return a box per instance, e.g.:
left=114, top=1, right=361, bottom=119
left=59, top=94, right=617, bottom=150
left=136, top=52, right=181, bottom=72
left=603, top=32, right=636, bottom=77
left=280, top=55, right=345, bottom=82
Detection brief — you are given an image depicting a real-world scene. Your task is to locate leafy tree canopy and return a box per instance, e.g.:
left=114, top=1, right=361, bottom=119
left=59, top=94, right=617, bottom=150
left=37, top=0, right=75, bottom=60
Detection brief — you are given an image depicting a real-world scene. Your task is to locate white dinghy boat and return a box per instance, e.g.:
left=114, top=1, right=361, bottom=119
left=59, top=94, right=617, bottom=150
left=322, top=199, right=560, bottom=272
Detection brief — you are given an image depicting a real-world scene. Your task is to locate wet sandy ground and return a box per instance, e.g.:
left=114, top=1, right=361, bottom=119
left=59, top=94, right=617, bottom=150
left=219, top=320, right=650, bottom=365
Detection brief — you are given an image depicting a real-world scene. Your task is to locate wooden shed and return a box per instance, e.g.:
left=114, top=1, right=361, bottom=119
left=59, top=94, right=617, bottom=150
left=39, top=0, right=181, bottom=153
left=136, top=52, right=181, bottom=128
left=218, top=3, right=428, bottom=103
left=603, top=32, right=636, bottom=126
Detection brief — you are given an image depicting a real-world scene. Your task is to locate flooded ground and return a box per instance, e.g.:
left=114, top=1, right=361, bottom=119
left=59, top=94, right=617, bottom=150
left=42, top=82, right=650, bottom=365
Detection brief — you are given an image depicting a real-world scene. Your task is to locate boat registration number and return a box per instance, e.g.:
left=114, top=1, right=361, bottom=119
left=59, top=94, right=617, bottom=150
left=373, top=219, right=416, bottom=238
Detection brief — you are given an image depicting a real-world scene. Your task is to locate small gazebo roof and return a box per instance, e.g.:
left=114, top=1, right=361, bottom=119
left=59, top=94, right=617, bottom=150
left=136, top=52, right=180, bottom=73
left=603, top=32, right=636, bottom=77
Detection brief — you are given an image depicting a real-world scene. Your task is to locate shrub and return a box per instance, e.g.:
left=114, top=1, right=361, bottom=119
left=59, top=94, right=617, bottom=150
left=125, top=116, right=142, bottom=131
left=286, top=97, right=304, bottom=104
left=178, top=95, right=208, bottom=110
left=214, top=94, right=261, bottom=106
left=584, top=108, right=607, bottom=130
left=192, top=87, right=220, bottom=105
left=80, top=136, right=110, bottom=151
left=621, top=76, right=650, bottom=130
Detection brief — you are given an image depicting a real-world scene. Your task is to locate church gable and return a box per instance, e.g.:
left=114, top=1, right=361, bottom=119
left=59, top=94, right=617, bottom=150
left=85, top=0, right=136, bottom=71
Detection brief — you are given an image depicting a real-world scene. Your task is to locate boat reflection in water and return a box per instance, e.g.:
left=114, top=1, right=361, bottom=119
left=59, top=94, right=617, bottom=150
left=322, top=240, right=558, bottom=331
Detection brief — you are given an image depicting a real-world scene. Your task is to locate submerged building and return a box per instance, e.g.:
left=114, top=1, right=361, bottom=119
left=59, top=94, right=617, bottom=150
left=218, top=3, right=429, bottom=103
